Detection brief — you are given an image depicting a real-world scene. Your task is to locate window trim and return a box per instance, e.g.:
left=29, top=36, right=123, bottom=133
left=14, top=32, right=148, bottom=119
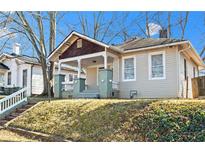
left=148, top=51, right=166, bottom=80
left=122, top=55, right=136, bottom=82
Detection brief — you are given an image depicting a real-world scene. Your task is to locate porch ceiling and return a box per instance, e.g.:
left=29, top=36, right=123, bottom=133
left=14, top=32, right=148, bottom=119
left=63, top=56, right=113, bottom=68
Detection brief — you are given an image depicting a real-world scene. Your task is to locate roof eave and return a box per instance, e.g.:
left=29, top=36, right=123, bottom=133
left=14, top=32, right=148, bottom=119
left=122, top=40, right=189, bottom=53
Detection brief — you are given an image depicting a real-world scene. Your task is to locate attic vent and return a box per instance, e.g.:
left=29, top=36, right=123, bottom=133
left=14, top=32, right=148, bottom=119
left=77, top=39, right=82, bottom=48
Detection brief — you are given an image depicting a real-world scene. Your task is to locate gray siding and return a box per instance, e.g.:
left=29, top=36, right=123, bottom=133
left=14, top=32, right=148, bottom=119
left=119, top=47, right=178, bottom=98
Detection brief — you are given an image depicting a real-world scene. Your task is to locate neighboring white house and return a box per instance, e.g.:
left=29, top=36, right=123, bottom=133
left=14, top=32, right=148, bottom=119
left=0, top=44, right=81, bottom=96
left=48, top=31, right=205, bottom=99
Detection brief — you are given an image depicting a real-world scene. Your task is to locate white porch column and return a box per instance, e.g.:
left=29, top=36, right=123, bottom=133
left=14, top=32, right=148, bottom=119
left=58, top=61, right=61, bottom=74
left=103, top=52, right=108, bottom=69
left=77, top=59, right=81, bottom=78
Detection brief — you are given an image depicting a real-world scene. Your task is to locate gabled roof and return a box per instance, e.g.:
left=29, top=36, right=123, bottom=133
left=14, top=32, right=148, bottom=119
left=0, top=53, right=40, bottom=65
left=48, top=31, right=110, bottom=61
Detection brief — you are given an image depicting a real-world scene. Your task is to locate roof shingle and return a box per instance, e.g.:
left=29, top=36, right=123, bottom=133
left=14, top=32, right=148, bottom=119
left=115, top=38, right=186, bottom=51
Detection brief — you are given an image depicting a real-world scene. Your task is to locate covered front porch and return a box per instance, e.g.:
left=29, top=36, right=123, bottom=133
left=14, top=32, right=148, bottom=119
left=55, top=50, right=120, bottom=98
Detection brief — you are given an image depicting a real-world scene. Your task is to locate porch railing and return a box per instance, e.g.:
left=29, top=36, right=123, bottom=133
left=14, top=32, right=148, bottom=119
left=0, top=87, right=28, bottom=117
left=112, top=81, right=120, bottom=91
left=62, top=82, right=74, bottom=91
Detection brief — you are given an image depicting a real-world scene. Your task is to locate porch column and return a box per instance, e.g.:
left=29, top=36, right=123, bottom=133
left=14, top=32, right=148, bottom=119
left=58, top=61, right=61, bottom=74
left=103, top=53, right=107, bottom=69
left=54, top=74, right=65, bottom=98
left=73, top=58, right=85, bottom=98
left=77, top=59, right=81, bottom=78
left=98, top=69, right=113, bottom=98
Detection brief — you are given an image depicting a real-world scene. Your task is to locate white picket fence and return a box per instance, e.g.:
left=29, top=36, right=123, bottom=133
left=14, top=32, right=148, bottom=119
left=0, top=87, right=28, bottom=116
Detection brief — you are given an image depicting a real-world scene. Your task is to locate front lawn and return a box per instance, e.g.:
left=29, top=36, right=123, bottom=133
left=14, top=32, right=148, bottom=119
left=9, top=99, right=151, bottom=141
left=8, top=99, right=205, bottom=141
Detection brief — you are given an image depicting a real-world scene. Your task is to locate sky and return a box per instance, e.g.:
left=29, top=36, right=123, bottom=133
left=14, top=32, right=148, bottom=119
left=55, top=11, right=205, bottom=55
left=1, top=11, right=205, bottom=58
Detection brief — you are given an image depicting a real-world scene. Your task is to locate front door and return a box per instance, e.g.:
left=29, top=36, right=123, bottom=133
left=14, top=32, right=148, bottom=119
left=86, top=67, right=98, bottom=90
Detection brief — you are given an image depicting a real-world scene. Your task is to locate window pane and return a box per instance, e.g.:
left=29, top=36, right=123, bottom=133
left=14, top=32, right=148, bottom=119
left=23, top=70, right=28, bottom=87
left=152, top=54, right=163, bottom=66
left=124, top=58, right=135, bottom=80
left=151, top=54, right=164, bottom=78
left=152, top=66, right=163, bottom=78
left=124, top=58, right=134, bottom=68
left=8, top=72, right=11, bottom=85
left=69, top=74, right=73, bottom=82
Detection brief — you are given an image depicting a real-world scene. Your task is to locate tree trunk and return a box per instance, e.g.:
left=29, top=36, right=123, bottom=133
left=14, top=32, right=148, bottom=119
left=48, top=11, right=56, bottom=97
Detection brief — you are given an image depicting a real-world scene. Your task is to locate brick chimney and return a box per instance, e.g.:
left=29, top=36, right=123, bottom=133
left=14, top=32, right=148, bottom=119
left=159, top=29, right=168, bottom=38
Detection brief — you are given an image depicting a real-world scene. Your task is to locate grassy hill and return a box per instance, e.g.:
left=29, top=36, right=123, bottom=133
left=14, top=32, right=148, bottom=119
left=8, top=99, right=205, bottom=141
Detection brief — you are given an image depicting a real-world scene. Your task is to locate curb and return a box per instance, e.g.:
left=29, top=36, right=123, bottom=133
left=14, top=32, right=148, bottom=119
left=6, top=126, right=71, bottom=142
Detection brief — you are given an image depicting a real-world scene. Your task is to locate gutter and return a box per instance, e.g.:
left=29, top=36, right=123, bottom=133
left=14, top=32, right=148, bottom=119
left=122, top=41, right=189, bottom=53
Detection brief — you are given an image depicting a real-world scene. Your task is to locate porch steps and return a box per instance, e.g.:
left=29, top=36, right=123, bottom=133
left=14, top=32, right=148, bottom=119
left=77, top=89, right=100, bottom=98
left=0, top=98, right=40, bottom=126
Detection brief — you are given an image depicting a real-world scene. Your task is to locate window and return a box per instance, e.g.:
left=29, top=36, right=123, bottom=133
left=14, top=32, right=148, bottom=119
left=122, top=56, right=136, bottom=81
left=23, top=69, right=27, bottom=87
left=7, top=72, right=11, bottom=85
left=149, top=51, right=165, bottom=80
left=0, top=73, right=4, bottom=86
left=77, top=39, right=82, bottom=48
left=184, top=59, right=187, bottom=80
left=68, top=74, right=73, bottom=83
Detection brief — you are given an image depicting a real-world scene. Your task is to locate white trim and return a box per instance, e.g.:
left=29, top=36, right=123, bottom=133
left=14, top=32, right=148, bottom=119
left=59, top=51, right=106, bottom=63
left=148, top=51, right=166, bottom=80
left=122, top=55, right=136, bottom=82
left=48, top=31, right=109, bottom=60
left=124, top=41, right=189, bottom=53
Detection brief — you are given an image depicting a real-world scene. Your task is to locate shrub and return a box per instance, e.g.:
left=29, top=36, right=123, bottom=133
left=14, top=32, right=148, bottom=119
left=111, top=100, right=205, bottom=142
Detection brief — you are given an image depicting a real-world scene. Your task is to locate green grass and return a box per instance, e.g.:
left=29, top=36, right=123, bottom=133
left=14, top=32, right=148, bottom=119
left=0, top=129, right=37, bottom=142
left=9, top=99, right=151, bottom=141
left=9, top=99, right=205, bottom=141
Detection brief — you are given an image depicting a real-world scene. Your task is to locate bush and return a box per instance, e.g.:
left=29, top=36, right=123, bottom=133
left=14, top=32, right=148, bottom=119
left=110, top=100, right=205, bottom=142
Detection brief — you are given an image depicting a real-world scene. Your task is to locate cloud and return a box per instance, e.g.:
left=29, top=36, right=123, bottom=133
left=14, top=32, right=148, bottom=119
left=0, top=27, right=16, bottom=38
left=146, top=23, right=162, bottom=36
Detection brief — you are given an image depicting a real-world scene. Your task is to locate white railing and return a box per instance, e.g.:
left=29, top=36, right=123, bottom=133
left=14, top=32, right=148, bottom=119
left=0, top=87, right=28, bottom=115
left=112, top=81, right=120, bottom=90
left=62, top=82, right=74, bottom=91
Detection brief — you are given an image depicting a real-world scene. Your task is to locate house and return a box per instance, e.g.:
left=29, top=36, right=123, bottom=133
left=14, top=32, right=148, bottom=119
left=0, top=43, right=81, bottom=96
left=48, top=31, right=205, bottom=99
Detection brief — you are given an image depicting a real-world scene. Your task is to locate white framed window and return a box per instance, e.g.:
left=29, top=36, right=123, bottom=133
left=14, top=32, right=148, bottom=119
left=68, top=74, right=74, bottom=83
left=122, top=56, right=136, bottom=81
left=148, top=51, right=166, bottom=80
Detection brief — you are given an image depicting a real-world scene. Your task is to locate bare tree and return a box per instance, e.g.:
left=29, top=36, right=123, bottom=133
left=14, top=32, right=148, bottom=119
left=77, top=12, right=130, bottom=43
left=145, top=12, right=151, bottom=38
left=179, top=12, right=189, bottom=40
left=167, top=12, right=172, bottom=38
left=48, top=12, right=56, bottom=96
left=0, top=11, right=59, bottom=96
